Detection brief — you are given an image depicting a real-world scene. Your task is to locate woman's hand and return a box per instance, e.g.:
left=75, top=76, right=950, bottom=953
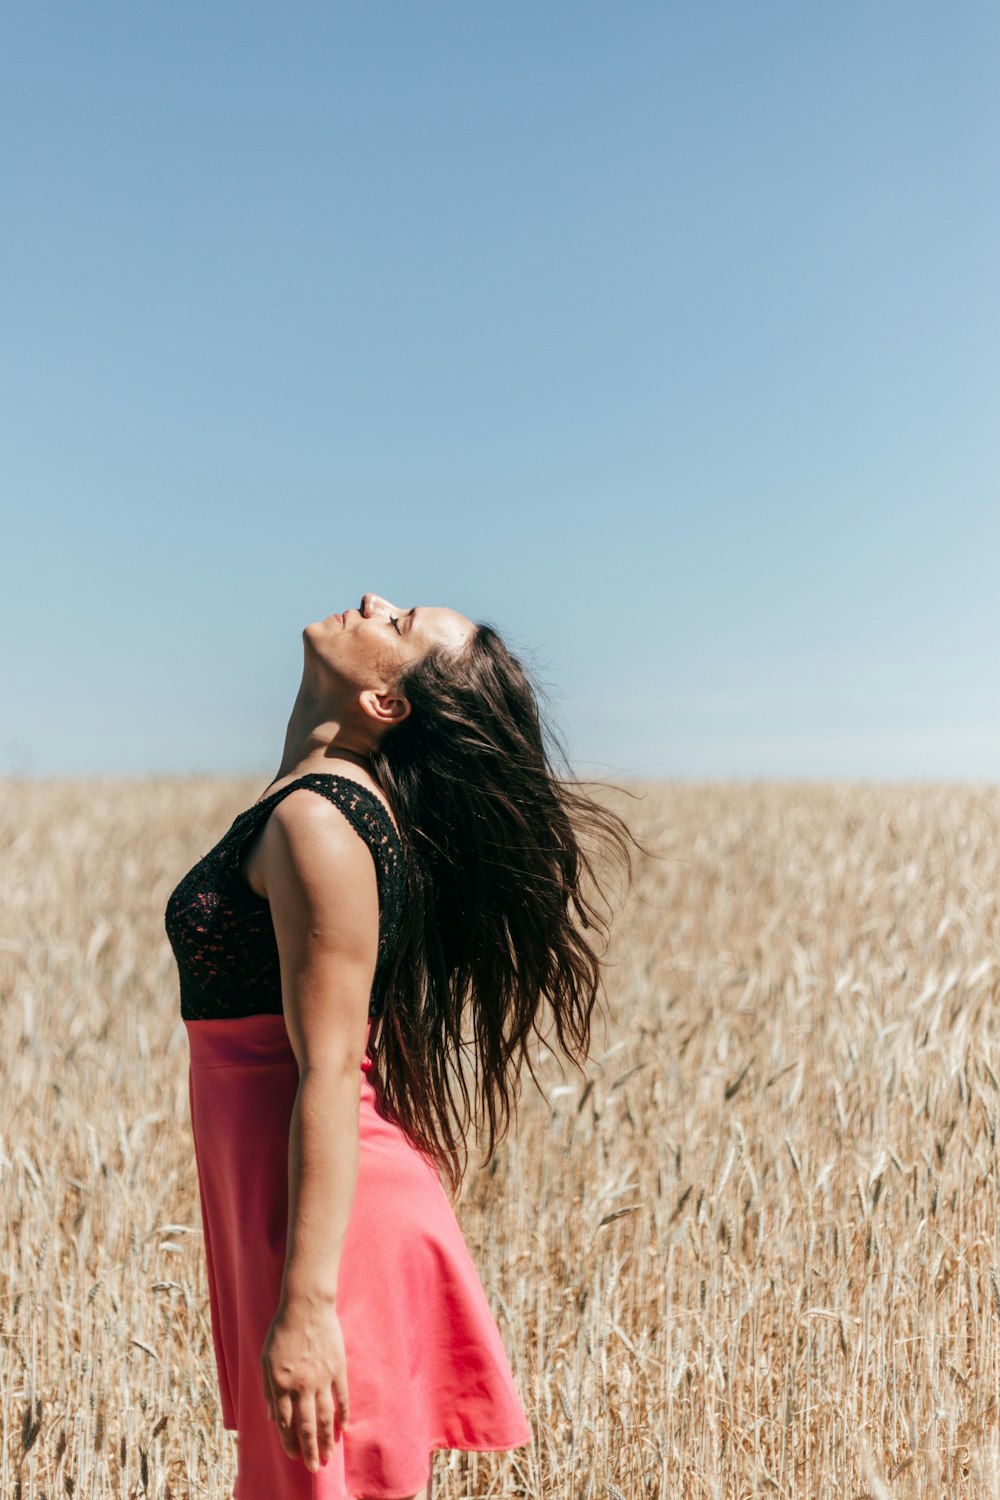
left=259, top=1292, right=349, bottom=1473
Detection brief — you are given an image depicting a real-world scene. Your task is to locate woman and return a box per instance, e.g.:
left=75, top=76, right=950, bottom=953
left=165, top=591, right=637, bottom=1499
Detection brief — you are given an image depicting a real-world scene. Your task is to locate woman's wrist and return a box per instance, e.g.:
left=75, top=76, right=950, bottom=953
left=279, top=1276, right=339, bottom=1310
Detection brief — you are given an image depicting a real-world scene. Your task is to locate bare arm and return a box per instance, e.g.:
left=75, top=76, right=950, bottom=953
left=255, top=789, right=379, bottom=1473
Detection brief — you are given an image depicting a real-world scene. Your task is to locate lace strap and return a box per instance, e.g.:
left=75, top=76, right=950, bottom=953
left=288, top=774, right=402, bottom=864
left=238, top=773, right=403, bottom=876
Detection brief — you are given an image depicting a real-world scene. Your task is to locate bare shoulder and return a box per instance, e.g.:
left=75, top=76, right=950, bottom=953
left=257, top=788, right=379, bottom=953
left=259, top=789, right=381, bottom=1066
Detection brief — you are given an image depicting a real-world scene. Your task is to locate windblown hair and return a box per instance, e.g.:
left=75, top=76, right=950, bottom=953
left=369, top=622, right=645, bottom=1195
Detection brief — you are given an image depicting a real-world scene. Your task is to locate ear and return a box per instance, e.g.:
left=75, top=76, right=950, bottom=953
left=358, top=686, right=412, bottom=729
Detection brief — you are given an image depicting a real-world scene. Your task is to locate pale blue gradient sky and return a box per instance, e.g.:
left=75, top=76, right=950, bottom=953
left=2, top=3, right=998, bottom=781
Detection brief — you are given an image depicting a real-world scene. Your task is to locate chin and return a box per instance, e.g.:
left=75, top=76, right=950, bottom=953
left=302, top=616, right=340, bottom=649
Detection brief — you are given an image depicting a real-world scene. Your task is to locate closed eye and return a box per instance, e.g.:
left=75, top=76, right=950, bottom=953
left=389, top=615, right=402, bottom=635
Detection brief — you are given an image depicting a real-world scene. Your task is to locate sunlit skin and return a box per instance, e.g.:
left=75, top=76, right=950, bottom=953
left=252, top=592, right=471, bottom=1498
left=265, top=592, right=476, bottom=805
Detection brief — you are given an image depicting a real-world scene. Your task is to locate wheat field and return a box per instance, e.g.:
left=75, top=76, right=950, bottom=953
left=2, top=776, right=1000, bottom=1498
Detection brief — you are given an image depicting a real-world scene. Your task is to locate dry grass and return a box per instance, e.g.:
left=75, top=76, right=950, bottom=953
left=2, top=776, right=1000, bottom=1497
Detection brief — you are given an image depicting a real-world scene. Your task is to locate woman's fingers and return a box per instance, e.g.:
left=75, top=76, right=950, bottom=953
left=293, top=1390, right=321, bottom=1473
left=258, top=1305, right=349, bottom=1468
left=261, top=1357, right=343, bottom=1468
left=273, top=1390, right=301, bottom=1462
left=314, top=1387, right=337, bottom=1464
left=264, top=1373, right=339, bottom=1469
left=332, top=1364, right=350, bottom=1431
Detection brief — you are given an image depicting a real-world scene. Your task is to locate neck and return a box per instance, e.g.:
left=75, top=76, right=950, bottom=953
left=271, top=673, right=374, bottom=784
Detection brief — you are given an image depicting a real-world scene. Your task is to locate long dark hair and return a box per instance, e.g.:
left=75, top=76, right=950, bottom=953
left=368, top=622, right=646, bottom=1195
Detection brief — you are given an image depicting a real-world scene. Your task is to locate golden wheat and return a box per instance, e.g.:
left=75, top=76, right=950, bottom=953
left=2, top=777, right=1000, bottom=1496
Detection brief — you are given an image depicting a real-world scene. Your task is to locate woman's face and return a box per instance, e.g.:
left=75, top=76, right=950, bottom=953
left=305, top=591, right=475, bottom=692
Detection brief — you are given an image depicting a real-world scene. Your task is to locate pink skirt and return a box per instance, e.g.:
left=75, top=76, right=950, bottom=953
left=185, top=1014, right=532, bottom=1499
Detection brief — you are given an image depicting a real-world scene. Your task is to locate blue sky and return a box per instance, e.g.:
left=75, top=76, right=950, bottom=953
left=2, top=2, right=998, bottom=781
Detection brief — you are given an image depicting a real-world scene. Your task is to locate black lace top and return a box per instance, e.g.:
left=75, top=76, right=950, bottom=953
left=164, top=774, right=408, bottom=1023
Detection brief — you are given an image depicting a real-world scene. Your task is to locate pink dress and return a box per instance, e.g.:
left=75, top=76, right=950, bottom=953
left=166, top=774, right=532, bottom=1498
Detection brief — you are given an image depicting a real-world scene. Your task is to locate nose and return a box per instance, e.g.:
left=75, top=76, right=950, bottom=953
left=361, top=592, right=392, bottom=618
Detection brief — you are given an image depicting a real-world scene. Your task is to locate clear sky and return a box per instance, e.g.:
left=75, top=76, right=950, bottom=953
left=2, top=2, right=998, bottom=782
